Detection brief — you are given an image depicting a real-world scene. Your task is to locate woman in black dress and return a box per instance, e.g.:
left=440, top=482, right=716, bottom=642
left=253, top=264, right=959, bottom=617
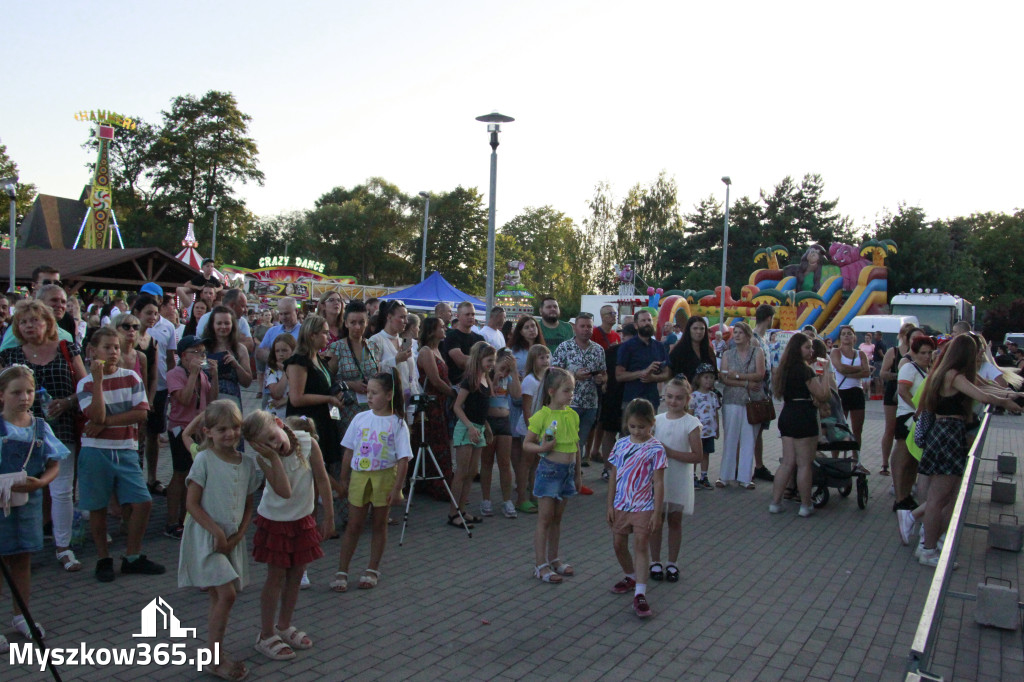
left=668, top=316, right=718, bottom=383
left=285, top=314, right=344, bottom=468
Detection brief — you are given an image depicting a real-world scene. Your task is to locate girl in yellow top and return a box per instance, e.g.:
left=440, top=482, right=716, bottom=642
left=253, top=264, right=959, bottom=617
left=524, top=367, right=580, bottom=584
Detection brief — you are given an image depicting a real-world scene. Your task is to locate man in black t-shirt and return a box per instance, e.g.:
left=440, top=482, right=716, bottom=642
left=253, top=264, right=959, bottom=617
left=177, top=258, right=223, bottom=310
left=442, top=301, right=484, bottom=386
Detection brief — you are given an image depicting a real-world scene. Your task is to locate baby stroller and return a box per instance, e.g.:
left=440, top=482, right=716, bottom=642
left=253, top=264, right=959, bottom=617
left=811, top=392, right=868, bottom=510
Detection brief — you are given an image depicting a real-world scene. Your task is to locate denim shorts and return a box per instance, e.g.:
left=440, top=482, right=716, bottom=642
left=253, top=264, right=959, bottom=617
left=0, top=491, right=44, bottom=555
left=533, top=458, right=577, bottom=500
left=78, top=447, right=153, bottom=512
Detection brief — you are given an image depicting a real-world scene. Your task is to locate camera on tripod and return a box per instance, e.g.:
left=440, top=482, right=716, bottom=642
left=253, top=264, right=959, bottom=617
left=410, top=393, right=437, bottom=413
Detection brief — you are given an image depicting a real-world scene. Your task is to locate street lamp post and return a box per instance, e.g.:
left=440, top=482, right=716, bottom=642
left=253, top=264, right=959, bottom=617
left=208, top=205, right=219, bottom=262
left=719, top=176, right=732, bottom=337
left=1, top=175, right=18, bottom=294
left=475, top=111, right=514, bottom=313
left=418, top=191, right=431, bottom=282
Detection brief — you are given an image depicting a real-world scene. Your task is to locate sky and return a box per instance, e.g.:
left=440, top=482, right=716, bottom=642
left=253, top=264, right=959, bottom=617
left=4, top=0, right=1023, bottom=246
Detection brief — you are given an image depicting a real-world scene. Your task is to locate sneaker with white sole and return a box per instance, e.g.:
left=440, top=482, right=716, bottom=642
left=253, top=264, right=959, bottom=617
left=768, top=503, right=782, bottom=514
left=502, top=501, right=518, bottom=519
left=798, top=505, right=814, bottom=517
left=919, top=548, right=940, bottom=567
left=300, top=570, right=311, bottom=590
left=897, top=509, right=915, bottom=546
left=480, top=500, right=494, bottom=517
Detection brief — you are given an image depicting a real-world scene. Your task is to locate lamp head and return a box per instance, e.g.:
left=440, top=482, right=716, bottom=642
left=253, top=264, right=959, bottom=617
left=418, top=191, right=429, bottom=198
left=475, top=111, right=515, bottom=124
left=0, top=176, right=18, bottom=187
left=207, top=205, right=217, bottom=212
left=721, top=176, right=732, bottom=186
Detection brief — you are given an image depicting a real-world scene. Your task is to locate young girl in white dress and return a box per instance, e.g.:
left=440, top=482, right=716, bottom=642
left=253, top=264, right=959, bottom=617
left=649, top=378, right=703, bottom=583
left=178, top=400, right=262, bottom=682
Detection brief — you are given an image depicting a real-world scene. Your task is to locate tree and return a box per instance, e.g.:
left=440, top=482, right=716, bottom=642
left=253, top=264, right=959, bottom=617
left=615, top=172, right=685, bottom=286
left=792, top=173, right=857, bottom=247
left=871, top=204, right=949, bottom=296
left=416, top=186, right=488, bottom=294
left=500, top=206, right=591, bottom=317
left=582, top=181, right=619, bottom=293
left=310, top=178, right=417, bottom=284
left=0, top=140, right=38, bottom=222
left=962, top=210, right=1024, bottom=309
left=149, top=91, right=264, bottom=226
left=982, top=298, right=1024, bottom=344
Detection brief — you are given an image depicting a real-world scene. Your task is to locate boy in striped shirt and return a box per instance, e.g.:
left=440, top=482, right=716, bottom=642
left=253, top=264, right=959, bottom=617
left=77, top=328, right=165, bottom=582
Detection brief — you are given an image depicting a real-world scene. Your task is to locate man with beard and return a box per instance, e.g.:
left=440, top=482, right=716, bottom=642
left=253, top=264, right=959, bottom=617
left=539, top=297, right=573, bottom=352
left=615, top=310, right=671, bottom=409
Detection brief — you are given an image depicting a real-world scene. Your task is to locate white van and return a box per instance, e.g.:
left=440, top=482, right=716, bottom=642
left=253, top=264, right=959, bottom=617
left=850, top=315, right=920, bottom=351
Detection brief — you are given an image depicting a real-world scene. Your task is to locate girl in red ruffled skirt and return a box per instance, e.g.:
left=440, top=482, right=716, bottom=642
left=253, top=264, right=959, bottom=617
left=242, top=411, right=334, bottom=662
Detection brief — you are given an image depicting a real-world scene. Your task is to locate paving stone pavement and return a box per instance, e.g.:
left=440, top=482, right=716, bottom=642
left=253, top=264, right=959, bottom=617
left=3, top=394, right=1023, bottom=681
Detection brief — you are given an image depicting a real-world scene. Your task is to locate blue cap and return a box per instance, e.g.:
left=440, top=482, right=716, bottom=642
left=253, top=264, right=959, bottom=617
left=140, top=282, right=164, bottom=297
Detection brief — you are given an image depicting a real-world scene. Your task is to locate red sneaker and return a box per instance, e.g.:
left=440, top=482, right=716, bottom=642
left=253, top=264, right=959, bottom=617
left=611, top=576, right=636, bottom=594
left=579, top=485, right=594, bottom=495
left=633, top=594, right=653, bottom=618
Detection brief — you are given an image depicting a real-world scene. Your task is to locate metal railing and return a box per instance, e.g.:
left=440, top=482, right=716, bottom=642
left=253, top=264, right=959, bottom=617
left=905, top=413, right=991, bottom=680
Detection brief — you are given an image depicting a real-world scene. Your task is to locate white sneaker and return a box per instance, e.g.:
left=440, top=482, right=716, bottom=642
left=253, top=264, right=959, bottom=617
left=768, top=503, right=782, bottom=514
left=919, top=548, right=940, bottom=567
left=897, top=510, right=915, bottom=546
left=480, top=500, right=494, bottom=517
left=300, top=570, right=311, bottom=590
left=914, top=542, right=925, bottom=559
left=502, top=501, right=518, bottom=519
left=798, top=505, right=814, bottom=517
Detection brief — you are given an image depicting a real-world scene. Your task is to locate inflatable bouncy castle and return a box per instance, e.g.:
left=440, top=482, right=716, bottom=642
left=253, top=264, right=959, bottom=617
left=654, top=240, right=896, bottom=341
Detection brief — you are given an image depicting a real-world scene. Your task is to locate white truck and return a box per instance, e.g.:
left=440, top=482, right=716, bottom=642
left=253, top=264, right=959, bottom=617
left=889, top=290, right=974, bottom=336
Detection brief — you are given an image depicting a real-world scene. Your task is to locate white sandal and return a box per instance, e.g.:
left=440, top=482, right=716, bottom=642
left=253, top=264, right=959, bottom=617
left=1, top=633, right=8, bottom=655
left=548, top=558, right=574, bottom=576
left=13, top=615, right=44, bottom=639
left=329, top=571, right=348, bottom=592
left=56, top=549, right=83, bottom=572
left=274, top=625, right=313, bottom=650
left=358, top=568, right=380, bottom=589
left=533, top=563, right=562, bottom=584
left=254, top=633, right=295, bottom=661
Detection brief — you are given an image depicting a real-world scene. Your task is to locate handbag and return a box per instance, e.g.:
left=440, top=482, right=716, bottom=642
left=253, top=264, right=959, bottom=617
left=746, top=391, right=776, bottom=425
left=913, top=409, right=935, bottom=448
left=0, top=419, right=37, bottom=515
left=739, top=347, right=774, bottom=425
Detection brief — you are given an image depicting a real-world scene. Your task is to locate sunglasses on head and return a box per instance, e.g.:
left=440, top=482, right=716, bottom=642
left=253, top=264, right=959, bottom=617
left=120, top=323, right=141, bottom=331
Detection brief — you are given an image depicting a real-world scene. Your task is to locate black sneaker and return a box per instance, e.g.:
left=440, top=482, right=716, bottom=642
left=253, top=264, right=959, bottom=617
left=163, top=524, right=183, bottom=540
left=121, top=555, right=166, bottom=575
left=753, top=466, right=775, bottom=482
left=95, top=557, right=116, bottom=583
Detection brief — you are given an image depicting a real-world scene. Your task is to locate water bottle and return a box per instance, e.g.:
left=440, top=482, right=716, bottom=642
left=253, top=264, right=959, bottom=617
left=544, top=420, right=558, bottom=442
left=36, top=387, right=53, bottom=419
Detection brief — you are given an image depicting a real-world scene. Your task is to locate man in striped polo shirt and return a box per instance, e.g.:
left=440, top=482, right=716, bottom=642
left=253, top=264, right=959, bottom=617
left=77, top=328, right=166, bottom=583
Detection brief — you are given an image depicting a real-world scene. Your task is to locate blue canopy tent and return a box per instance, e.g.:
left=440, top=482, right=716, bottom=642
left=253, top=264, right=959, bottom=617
left=380, top=271, right=486, bottom=313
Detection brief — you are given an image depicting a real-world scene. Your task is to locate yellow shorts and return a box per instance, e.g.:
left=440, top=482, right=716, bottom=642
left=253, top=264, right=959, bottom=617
left=349, top=468, right=402, bottom=508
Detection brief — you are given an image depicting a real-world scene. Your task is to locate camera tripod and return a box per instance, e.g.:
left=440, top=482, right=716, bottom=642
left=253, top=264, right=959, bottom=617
left=400, top=404, right=471, bottom=543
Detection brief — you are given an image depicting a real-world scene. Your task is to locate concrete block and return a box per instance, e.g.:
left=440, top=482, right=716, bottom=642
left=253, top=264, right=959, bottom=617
left=975, top=581, right=1021, bottom=630
left=997, top=452, right=1017, bottom=475
left=991, top=476, right=1017, bottom=504
left=988, top=515, right=1023, bottom=552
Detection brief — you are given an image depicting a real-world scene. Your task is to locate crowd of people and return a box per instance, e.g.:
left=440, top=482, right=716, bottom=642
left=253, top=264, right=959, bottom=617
left=2, top=265, right=1023, bottom=675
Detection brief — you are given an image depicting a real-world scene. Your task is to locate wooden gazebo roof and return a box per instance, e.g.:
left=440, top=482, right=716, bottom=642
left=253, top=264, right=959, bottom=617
left=0, top=248, right=200, bottom=292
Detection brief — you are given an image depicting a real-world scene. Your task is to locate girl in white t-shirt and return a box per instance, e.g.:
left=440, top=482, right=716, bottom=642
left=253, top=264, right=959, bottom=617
left=242, top=409, right=334, bottom=662
left=649, top=378, right=703, bottom=583
left=515, top=344, right=550, bottom=513
left=332, top=369, right=412, bottom=593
